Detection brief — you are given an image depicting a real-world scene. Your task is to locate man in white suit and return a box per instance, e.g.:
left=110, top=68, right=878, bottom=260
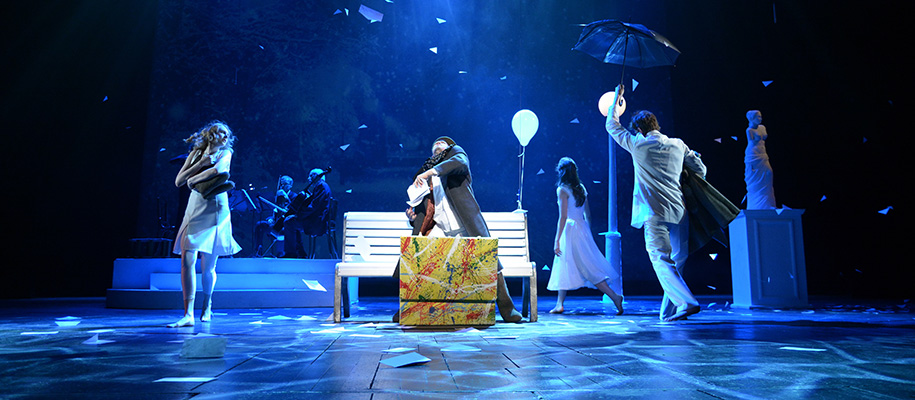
left=605, top=85, right=706, bottom=322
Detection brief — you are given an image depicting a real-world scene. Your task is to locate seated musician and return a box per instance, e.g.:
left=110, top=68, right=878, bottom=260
left=255, top=175, right=294, bottom=257
left=283, top=168, right=332, bottom=258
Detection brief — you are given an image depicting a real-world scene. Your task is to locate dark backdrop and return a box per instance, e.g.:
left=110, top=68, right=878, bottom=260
left=1, top=1, right=907, bottom=300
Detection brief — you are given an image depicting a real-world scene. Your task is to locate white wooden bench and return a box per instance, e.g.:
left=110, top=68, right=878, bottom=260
left=334, top=211, right=538, bottom=323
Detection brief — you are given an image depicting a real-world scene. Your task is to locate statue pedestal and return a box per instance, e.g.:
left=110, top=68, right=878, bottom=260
left=729, top=209, right=809, bottom=309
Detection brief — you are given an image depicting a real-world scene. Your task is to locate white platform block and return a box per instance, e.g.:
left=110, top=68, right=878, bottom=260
left=729, top=209, right=809, bottom=309
left=106, top=258, right=358, bottom=309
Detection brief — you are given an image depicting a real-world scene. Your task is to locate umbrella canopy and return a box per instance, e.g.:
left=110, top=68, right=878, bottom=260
left=573, top=20, right=680, bottom=69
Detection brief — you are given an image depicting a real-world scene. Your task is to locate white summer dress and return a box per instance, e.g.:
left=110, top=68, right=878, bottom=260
left=547, top=186, right=622, bottom=294
left=172, top=149, right=242, bottom=256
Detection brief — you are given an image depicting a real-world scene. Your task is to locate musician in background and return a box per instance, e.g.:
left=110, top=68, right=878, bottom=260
left=254, top=175, right=294, bottom=257
left=283, top=168, right=332, bottom=258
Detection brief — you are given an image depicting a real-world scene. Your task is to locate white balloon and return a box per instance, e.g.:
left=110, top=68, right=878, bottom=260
left=511, top=109, right=539, bottom=147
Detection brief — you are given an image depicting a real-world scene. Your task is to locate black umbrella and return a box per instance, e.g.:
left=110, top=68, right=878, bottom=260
left=573, top=19, right=681, bottom=86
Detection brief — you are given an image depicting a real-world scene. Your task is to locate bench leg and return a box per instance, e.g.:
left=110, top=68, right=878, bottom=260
left=529, top=270, right=538, bottom=322
left=342, top=276, right=350, bottom=318
left=521, top=277, right=530, bottom=318
left=334, top=271, right=342, bottom=323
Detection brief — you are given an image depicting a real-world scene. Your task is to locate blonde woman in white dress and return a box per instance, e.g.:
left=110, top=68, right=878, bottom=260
left=168, top=121, right=242, bottom=328
left=548, top=157, right=624, bottom=315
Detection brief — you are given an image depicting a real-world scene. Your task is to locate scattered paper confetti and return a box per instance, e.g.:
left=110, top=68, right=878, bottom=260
left=570, top=118, right=580, bottom=124
left=779, top=346, right=826, bottom=352
left=55, top=320, right=80, bottom=327
left=708, top=302, right=717, bottom=308
left=380, top=352, right=430, bottom=368
left=302, top=279, right=327, bottom=292
left=102, top=96, right=108, bottom=102
left=358, top=124, right=368, bottom=129
left=358, top=5, right=383, bottom=22
left=542, top=265, right=550, bottom=271
left=878, top=206, right=893, bottom=215
left=258, top=44, right=264, bottom=50
left=340, top=144, right=350, bottom=151
left=266, top=315, right=292, bottom=320
left=731, top=136, right=738, bottom=141
left=345, top=189, right=353, bottom=193
left=82, top=334, right=115, bottom=345
left=714, top=138, right=722, bottom=143
left=500, top=76, right=507, bottom=80
left=707, top=285, right=717, bottom=290
left=334, top=9, right=343, bottom=15
left=631, top=78, right=639, bottom=91
left=297, top=315, right=317, bottom=321
left=762, top=80, right=773, bottom=87
left=383, top=347, right=416, bottom=353
left=820, top=195, right=827, bottom=202
left=593, top=180, right=601, bottom=184
left=537, top=169, right=545, bottom=175
left=21, top=331, right=58, bottom=335
left=429, top=47, right=438, bottom=54
left=155, top=377, right=216, bottom=383
left=709, top=253, right=718, bottom=260
left=436, top=18, right=446, bottom=24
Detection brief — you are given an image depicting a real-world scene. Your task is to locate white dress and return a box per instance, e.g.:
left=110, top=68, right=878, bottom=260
left=547, top=186, right=622, bottom=294
left=172, top=150, right=242, bottom=256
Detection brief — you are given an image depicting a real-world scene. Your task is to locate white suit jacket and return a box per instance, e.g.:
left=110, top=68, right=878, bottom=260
left=606, top=115, right=706, bottom=229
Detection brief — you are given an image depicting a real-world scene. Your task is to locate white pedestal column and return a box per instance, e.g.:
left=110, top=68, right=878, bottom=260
left=729, top=209, right=809, bottom=308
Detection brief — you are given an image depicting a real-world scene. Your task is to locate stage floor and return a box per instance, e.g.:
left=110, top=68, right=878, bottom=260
left=1, top=296, right=912, bottom=399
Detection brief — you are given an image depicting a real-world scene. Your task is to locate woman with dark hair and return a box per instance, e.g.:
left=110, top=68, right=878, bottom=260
left=548, top=157, right=624, bottom=315
left=168, top=120, right=241, bottom=327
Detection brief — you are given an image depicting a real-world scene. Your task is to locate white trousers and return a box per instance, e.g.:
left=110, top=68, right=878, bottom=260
left=643, top=216, right=698, bottom=319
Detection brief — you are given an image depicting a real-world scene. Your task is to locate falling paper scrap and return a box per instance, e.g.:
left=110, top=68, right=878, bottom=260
left=429, top=47, right=438, bottom=54
left=340, top=144, right=350, bottom=151
left=878, top=206, right=893, bottom=215
left=631, top=78, right=639, bottom=91
left=55, top=320, right=80, bottom=327
left=714, top=138, right=722, bottom=143
left=358, top=124, right=368, bottom=129
left=436, top=18, right=446, bottom=23
left=709, top=253, right=718, bottom=260
left=570, top=118, right=580, bottom=124
left=380, top=352, right=431, bottom=368
left=536, top=169, right=545, bottom=175
left=302, top=279, right=327, bottom=292
left=358, top=5, right=383, bottom=22
left=762, top=80, right=773, bottom=87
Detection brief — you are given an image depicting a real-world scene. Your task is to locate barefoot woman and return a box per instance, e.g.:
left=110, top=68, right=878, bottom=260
left=169, top=121, right=241, bottom=327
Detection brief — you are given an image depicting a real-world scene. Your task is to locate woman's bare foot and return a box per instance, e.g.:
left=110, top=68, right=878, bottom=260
left=200, top=308, right=213, bottom=323
left=167, top=315, right=195, bottom=328
left=609, top=294, right=624, bottom=316
left=549, top=305, right=564, bottom=314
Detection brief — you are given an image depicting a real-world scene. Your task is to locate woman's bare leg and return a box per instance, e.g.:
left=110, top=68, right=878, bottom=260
left=199, top=253, right=218, bottom=322
left=550, top=290, right=567, bottom=314
left=595, top=280, right=624, bottom=315
left=168, top=250, right=198, bottom=327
